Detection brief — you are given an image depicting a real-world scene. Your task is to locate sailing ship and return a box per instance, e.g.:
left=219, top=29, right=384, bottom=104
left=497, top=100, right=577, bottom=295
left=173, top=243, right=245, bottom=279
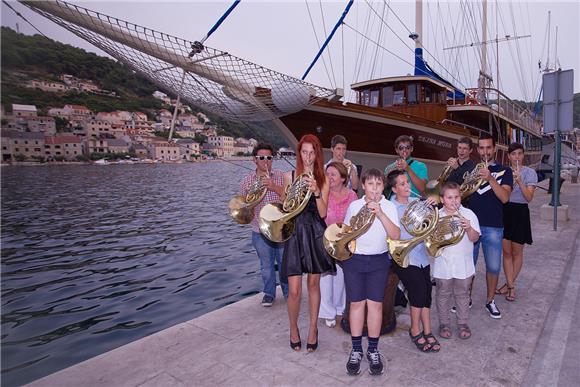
left=272, top=1, right=544, bottom=173
left=18, top=0, right=543, bottom=175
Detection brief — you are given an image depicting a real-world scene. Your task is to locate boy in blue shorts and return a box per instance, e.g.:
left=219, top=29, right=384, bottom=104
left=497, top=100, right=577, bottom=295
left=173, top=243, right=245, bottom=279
left=342, top=168, right=400, bottom=376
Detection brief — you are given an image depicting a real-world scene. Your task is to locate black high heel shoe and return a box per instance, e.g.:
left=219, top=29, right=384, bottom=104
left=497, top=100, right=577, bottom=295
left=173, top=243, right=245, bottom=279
left=306, top=330, right=318, bottom=352
left=290, top=334, right=301, bottom=351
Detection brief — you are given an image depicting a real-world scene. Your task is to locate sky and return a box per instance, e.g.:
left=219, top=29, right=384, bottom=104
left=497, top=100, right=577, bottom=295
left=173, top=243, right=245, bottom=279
left=2, top=0, right=579, bottom=103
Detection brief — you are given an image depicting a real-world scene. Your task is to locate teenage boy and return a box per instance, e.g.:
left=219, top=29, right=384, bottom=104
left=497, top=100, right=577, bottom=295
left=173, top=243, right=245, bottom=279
left=384, top=135, right=428, bottom=198
left=325, top=134, right=360, bottom=190
left=468, top=133, right=512, bottom=319
left=342, top=169, right=400, bottom=376
left=446, top=136, right=477, bottom=185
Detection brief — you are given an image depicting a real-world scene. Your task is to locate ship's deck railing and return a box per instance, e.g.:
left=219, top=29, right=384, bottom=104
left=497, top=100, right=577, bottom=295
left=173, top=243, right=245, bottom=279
left=441, top=119, right=489, bottom=135
left=454, top=88, right=542, bottom=136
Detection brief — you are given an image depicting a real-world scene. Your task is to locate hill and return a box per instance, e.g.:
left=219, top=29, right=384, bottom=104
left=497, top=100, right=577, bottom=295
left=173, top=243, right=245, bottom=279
left=0, top=27, right=287, bottom=147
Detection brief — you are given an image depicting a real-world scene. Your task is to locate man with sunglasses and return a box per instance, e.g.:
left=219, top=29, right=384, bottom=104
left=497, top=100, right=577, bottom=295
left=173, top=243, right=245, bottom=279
left=383, top=135, right=427, bottom=199
left=240, top=143, right=288, bottom=306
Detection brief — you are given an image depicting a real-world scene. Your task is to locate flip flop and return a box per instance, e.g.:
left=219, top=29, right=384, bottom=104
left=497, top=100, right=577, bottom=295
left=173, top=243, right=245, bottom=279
left=506, top=286, right=516, bottom=302
left=495, top=283, right=508, bottom=295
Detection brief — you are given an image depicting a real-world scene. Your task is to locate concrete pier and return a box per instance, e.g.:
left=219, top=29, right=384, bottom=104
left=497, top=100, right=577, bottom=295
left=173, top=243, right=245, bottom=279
left=29, top=182, right=579, bottom=387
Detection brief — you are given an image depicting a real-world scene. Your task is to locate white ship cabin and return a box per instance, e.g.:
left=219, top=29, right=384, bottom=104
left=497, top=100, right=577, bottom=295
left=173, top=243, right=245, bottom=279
left=352, top=76, right=451, bottom=123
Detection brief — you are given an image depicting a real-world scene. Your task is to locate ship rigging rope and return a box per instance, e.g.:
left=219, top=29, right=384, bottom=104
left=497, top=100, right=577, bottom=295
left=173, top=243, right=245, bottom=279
left=302, top=0, right=353, bottom=82
left=376, top=0, right=467, bottom=92
left=438, top=0, right=464, bottom=82
left=2, top=0, right=47, bottom=37
left=369, top=1, right=387, bottom=79
left=18, top=0, right=335, bottom=124
left=382, top=0, right=412, bottom=35
left=344, top=21, right=468, bottom=92
left=341, top=22, right=345, bottom=96
left=304, top=0, right=335, bottom=88
left=199, top=0, right=240, bottom=45
left=508, top=1, right=530, bottom=101
left=351, top=5, right=374, bottom=90
left=364, top=1, right=413, bottom=59
left=318, top=0, right=338, bottom=88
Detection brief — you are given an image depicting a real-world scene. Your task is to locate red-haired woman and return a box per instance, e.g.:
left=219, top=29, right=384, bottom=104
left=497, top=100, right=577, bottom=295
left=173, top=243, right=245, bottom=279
left=282, top=134, right=335, bottom=353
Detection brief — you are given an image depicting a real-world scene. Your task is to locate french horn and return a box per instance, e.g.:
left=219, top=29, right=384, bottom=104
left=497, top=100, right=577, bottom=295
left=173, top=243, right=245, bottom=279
left=258, top=171, right=313, bottom=242
left=387, top=199, right=439, bottom=268
left=459, top=162, right=487, bottom=199
left=228, top=174, right=268, bottom=224
left=424, top=164, right=453, bottom=203
left=323, top=201, right=376, bottom=261
left=424, top=213, right=465, bottom=257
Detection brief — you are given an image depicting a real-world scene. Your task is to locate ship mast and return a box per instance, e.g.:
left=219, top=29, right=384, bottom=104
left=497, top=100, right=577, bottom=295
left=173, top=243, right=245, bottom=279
left=477, top=0, right=493, bottom=104
left=415, top=0, right=422, bottom=51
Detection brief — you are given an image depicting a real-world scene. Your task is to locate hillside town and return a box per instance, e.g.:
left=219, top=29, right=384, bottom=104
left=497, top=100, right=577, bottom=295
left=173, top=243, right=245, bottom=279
left=0, top=78, right=265, bottom=164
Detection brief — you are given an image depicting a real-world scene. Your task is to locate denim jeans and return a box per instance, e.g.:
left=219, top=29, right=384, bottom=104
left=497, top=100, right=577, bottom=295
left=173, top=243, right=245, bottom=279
left=473, top=226, right=503, bottom=275
left=252, top=232, right=288, bottom=298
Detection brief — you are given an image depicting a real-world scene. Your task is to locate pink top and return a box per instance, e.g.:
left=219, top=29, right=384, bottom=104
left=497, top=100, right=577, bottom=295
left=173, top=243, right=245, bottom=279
left=326, top=189, right=358, bottom=226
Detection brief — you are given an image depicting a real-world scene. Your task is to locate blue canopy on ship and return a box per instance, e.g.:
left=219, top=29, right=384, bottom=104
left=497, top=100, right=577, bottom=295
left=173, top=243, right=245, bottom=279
left=414, top=48, right=466, bottom=100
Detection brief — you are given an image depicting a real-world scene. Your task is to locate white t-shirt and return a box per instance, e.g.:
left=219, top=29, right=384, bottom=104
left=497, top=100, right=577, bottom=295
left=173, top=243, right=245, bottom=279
left=343, top=195, right=400, bottom=255
left=431, top=206, right=481, bottom=280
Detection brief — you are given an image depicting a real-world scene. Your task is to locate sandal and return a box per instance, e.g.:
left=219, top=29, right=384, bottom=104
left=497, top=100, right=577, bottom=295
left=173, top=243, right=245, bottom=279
left=506, top=286, right=516, bottom=302
left=495, top=283, right=508, bottom=295
left=306, top=330, right=318, bottom=352
left=424, top=333, right=441, bottom=352
left=408, top=330, right=431, bottom=353
left=439, top=324, right=452, bottom=339
left=290, top=331, right=301, bottom=351
left=458, top=324, right=472, bottom=339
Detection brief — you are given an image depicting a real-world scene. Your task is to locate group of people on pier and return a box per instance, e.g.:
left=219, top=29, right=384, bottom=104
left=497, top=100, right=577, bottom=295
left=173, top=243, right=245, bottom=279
left=238, top=130, right=536, bottom=376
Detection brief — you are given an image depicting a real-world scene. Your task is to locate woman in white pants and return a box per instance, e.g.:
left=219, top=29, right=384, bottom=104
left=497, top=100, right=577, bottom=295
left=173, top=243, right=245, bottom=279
left=320, top=162, right=358, bottom=327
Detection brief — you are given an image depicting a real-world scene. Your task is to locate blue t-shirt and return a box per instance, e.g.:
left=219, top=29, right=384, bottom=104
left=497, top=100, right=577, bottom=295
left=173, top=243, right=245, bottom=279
left=384, top=158, right=428, bottom=199
left=467, top=163, right=513, bottom=227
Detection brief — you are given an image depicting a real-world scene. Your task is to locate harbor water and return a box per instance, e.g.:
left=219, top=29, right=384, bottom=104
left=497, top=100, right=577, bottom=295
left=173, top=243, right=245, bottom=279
left=0, top=161, right=291, bottom=386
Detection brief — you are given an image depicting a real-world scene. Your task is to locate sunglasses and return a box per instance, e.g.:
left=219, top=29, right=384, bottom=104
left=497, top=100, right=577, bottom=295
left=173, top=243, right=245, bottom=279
left=397, top=145, right=412, bottom=151
left=256, top=156, right=273, bottom=160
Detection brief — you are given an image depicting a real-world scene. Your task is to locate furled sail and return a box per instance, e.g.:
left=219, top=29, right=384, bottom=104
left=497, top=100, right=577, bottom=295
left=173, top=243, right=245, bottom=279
left=20, top=1, right=336, bottom=122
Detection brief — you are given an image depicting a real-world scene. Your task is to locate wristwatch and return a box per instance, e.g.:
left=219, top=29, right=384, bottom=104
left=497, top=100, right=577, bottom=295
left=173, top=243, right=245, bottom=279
left=314, top=192, right=321, bottom=199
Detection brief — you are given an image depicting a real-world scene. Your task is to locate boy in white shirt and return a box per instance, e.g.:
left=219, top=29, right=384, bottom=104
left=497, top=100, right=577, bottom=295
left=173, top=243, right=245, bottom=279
left=342, top=169, right=400, bottom=376
left=432, top=181, right=481, bottom=340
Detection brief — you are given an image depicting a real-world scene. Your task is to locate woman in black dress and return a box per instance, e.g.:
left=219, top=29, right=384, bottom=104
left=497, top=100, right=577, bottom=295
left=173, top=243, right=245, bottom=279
left=283, top=134, right=336, bottom=352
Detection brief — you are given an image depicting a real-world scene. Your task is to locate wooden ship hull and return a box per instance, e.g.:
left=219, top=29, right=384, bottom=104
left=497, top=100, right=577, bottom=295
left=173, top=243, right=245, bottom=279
left=272, top=76, right=543, bottom=176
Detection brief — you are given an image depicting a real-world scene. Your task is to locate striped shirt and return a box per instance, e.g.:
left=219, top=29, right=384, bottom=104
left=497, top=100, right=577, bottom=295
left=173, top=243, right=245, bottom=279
left=240, top=169, right=285, bottom=233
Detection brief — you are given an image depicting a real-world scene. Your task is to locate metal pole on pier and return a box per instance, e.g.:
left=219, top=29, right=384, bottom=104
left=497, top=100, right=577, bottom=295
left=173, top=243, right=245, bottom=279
left=550, top=70, right=561, bottom=230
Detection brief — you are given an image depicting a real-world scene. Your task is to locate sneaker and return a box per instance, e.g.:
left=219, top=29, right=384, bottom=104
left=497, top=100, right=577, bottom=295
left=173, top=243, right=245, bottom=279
left=485, top=300, right=502, bottom=319
left=325, top=318, right=336, bottom=328
left=261, top=294, right=274, bottom=307
left=450, top=299, right=473, bottom=313
left=346, top=349, right=363, bottom=376
left=366, top=350, right=384, bottom=375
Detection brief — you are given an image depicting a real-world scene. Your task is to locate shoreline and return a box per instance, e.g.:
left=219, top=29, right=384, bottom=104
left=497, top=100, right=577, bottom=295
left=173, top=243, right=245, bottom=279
left=1, top=156, right=294, bottom=167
